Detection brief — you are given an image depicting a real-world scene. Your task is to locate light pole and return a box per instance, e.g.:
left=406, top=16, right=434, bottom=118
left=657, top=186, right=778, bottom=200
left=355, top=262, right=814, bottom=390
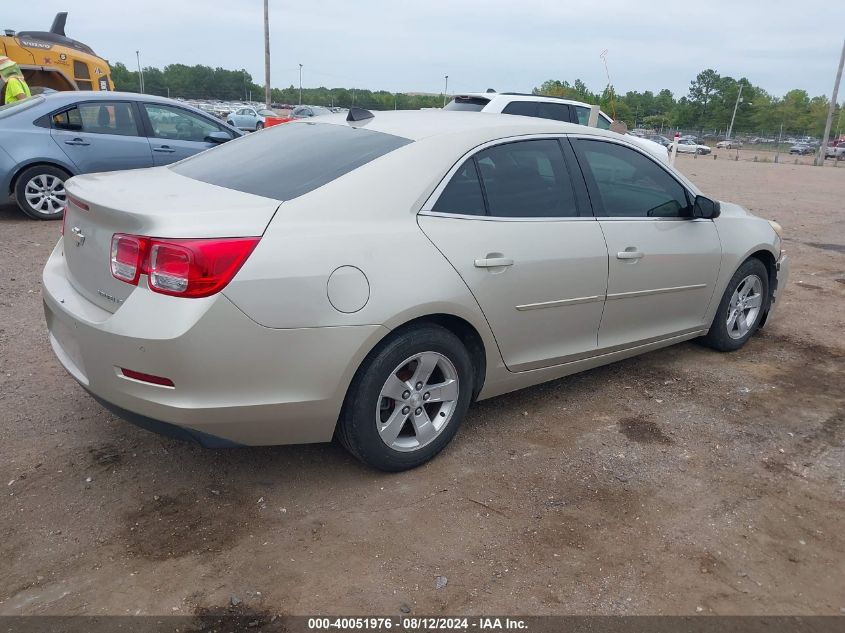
left=817, top=37, right=845, bottom=166
left=263, top=0, right=271, bottom=108
left=135, top=50, right=144, bottom=93
left=299, top=64, right=303, bottom=105
left=443, top=75, right=449, bottom=107
left=726, top=83, right=744, bottom=141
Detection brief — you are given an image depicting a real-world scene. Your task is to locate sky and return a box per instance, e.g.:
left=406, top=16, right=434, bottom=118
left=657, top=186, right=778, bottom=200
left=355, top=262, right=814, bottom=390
left=5, top=0, right=845, bottom=99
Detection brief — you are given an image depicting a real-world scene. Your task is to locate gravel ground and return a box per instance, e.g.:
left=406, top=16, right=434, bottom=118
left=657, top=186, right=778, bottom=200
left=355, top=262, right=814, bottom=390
left=0, top=155, right=843, bottom=618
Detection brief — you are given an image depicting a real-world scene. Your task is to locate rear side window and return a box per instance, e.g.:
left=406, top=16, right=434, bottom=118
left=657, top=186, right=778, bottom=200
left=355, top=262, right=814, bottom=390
left=476, top=140, right=578, bottom=217
left=536, top=102, right=571, bottom=122
left=432, top=160, right=485, bottom=216
left=444, top=96, right=490, bottom=112
left=53, top=102, right=140, bottom=136
left=501, top=101, right=537, bottom=117
left=172, top=122, right=412, bottom=201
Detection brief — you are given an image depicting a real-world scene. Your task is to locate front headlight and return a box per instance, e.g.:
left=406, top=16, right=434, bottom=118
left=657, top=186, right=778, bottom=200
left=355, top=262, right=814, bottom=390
left=768, top=220, right=784, bottom=238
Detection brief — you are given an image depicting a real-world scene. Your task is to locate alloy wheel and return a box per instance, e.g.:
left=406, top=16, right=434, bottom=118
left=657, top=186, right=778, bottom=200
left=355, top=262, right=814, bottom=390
left=726, top=274, right=763, bottom=340
left=23, top=174, right=66, bottom=216
left=375, top=351, right=460, bottom=452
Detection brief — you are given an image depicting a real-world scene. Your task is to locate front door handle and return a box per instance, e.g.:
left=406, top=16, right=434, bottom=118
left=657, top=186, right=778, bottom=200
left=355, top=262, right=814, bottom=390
left=153, top=146, right=176, bottom=153
left=64, top=138, right=90, bottom=146
left=474, top=257, right=514, bottom=268
left=616, top=250, right=644, bottom=260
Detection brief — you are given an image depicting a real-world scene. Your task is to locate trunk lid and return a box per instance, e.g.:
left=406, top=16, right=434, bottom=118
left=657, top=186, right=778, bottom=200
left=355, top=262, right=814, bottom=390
left=62, top=167, right=281, bottom=313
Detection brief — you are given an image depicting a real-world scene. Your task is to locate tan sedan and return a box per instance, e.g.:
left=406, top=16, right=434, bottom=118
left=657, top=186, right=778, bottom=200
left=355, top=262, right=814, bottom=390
left=43, top=110, right=788, bottom=470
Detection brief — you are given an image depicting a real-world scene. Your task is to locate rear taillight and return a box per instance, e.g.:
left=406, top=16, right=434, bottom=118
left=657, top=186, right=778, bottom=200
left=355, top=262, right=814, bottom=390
left=110, top=234, right=259, bottom=298
left=111, top=234, right=146, bottom=284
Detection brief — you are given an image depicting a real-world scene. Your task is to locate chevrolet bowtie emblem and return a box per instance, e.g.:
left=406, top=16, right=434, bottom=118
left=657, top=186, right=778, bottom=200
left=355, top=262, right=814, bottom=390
left=70, top=226, right=86, bottom=247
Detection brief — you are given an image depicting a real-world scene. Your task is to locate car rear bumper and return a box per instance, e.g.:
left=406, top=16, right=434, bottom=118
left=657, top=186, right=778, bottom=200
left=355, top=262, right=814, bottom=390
left=43, top=240, right=388, bottom=446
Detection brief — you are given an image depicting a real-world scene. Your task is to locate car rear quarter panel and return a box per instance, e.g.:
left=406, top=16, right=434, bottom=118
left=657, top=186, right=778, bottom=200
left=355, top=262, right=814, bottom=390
left=222, top=136, right=507, bottom=389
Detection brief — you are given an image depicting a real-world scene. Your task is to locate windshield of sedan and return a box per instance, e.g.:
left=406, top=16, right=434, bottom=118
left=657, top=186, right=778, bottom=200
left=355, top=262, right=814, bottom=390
left=171, top=121, right=412, bottom=200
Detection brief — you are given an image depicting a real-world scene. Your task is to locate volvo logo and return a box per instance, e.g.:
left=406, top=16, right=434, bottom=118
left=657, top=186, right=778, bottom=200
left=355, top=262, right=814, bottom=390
left=70, top=226, right=86, bottom=247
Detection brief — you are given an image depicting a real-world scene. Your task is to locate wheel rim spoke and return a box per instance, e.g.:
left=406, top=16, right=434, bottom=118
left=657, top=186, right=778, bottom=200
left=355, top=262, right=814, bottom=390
left=381, top=374, right=410, bottom=401
left=745, top=294, right=762, bottom=309
left=425, top=379, right=458, bottom=404
left=411, top=409, right=437, bottom=445
left=411, top=353, right=439, bottom=387
left=379, top=406, right=409, bottom=445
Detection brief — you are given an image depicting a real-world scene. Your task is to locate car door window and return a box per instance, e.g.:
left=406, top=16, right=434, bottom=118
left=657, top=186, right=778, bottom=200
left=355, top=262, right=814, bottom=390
left=432, top=160, right=486, bottom=216
left=536, top=102, right=570, bottom=122
left=53, top=102, right=140, bottom=136
left=144, top=103, right=228, bottom=142
left=476, top=139, right=579, bottom=218
left=574, top=139, right=691, bottom=218
left=501, top=101, right=537, bottom=117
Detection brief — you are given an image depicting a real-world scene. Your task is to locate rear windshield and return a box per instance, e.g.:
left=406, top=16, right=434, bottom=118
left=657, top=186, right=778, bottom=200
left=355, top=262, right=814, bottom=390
left=444, top=97, right=490, bottom=112
left=171, top=121, right=412, bottom=200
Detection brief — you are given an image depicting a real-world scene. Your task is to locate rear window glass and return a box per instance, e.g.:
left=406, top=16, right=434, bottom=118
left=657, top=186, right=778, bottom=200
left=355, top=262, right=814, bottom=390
left=444, top=97, right=490, bottom=112
left=171, top=122, right=412, bottom=201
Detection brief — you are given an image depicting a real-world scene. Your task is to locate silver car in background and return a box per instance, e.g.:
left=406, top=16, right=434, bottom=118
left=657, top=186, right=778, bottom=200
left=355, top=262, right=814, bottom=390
left=43, top=110, right=788, bottom=471
left=225, top=106, right=278, bottom=131
left=0, top=92, right=241, bottom=219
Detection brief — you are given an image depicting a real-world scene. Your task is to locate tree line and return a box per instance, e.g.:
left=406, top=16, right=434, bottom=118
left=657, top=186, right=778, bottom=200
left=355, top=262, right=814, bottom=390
left=111, top=62, right=842, bottom=138
left=535, top=70, right=841, bottom=138
left=110, top=62, right=444, bottom=111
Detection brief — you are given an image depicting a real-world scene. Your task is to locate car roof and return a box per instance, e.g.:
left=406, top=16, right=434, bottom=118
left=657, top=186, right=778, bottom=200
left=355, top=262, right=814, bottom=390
left=304, top=109, right=622, bottom=143
left=454, top=92, right=594, bottom=108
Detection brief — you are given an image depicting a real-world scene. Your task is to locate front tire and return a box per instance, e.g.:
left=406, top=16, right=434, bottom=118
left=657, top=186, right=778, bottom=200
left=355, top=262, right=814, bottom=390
left=702, top=258, right=770, bottom=352
left=337, top=324, right=474, bottom=471
left=14, top=165, right=70, bottom=220
left=255, top=121, right=264, bottom=131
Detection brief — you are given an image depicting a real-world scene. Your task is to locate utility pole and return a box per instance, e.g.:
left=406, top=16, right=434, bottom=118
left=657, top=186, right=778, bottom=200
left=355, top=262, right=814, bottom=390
left=727, top=82, right=743, bottom=141
left=818, top=38, right=845, bottom=166
left=299, top=64, right=303, bottom=105
left=443, top=75, right=448, bottom=107
left=263, top=0, right=271, bottom=108
left=135, top=50, right=144, bottom=93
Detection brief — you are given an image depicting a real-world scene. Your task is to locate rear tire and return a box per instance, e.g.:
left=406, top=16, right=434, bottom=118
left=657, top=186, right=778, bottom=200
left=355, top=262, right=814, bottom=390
left=337, top=324, right=474, bottom=471
left=14, top=164, right=70, bottom=220
left=701, top=258, right=770, bottom=352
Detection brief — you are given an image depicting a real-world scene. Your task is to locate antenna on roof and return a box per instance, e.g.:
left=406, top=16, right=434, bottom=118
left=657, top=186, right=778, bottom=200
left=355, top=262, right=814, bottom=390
left=486, top=88, right=496, bottom=93
left=346, top=107, right=374, bottom=122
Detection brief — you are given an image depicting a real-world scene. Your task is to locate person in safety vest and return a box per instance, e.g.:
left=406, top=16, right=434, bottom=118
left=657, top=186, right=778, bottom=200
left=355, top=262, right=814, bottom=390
left=1, top=56, right=32, bottom=105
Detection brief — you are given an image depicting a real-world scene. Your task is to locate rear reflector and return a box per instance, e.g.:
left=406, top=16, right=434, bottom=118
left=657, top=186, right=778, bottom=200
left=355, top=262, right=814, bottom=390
left=120, top=368, right=175, bottom=387
left=110, top=235, right=259, bottom=298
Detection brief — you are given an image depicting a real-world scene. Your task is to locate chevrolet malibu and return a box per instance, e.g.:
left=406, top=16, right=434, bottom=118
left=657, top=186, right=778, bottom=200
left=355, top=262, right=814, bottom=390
left=43, top=110, right=789, bottom=471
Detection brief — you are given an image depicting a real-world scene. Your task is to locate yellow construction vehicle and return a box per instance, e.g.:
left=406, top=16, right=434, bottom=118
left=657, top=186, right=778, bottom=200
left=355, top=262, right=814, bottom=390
left=1, top=12, right=113, bottom=93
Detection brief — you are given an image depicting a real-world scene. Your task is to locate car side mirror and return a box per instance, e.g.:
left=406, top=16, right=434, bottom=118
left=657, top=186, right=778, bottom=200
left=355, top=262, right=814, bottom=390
left=205, top=131, right=231, bottom=144
left=693, top=195, right=721, bottom=219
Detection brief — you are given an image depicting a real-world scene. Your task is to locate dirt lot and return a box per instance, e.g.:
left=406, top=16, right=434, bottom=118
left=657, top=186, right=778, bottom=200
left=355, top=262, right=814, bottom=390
left=0, top=156, right=843, bottom=618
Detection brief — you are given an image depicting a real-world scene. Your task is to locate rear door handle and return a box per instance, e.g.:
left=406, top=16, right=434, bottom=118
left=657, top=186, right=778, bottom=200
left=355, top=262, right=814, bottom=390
left=64, top=138, right=90, bottom=146
left=153, top=146, right=176, bottom=153
left=616, top=250, right=644, bottom=260
left=474, top=257, right=514, bottom=268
